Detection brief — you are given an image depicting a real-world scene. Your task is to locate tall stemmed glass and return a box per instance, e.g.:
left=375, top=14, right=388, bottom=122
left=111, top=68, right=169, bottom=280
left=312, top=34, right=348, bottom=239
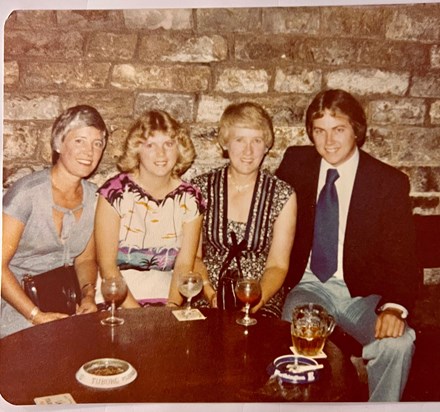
left=178, top=272, right=203, bottom=317
left=235, top=278, right=262, bottom=326
left=100, top=277, right=128, bottom=326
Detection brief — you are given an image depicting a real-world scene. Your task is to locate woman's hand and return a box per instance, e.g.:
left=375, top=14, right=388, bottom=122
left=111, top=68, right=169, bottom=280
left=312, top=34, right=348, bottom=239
left=250, top=295, right=266, bottom=313
left=209, top=294, right=218, bottom=308
left=203, top=282, right=217, bottom=308
left=76, top=296, right=98, bottom=314
left=31, top=310, right=68, bottom=325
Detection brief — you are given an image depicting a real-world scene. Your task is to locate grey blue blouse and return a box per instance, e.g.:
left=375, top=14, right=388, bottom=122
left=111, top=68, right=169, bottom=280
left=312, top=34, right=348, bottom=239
left=1, top=168, right=97, bottom=337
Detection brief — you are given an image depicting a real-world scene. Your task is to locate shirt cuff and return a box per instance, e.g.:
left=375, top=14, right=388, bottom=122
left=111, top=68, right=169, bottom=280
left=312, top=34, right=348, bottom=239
left=379, top=303, right=409, bottom=319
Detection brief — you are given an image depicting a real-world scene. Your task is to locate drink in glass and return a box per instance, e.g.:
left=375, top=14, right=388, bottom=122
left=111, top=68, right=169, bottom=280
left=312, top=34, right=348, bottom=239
left=234, top=278, right=261, bottom=326
left=290, top=303, right=335, bottom=356
left=178, top=272, right=203, bottom=316
left=100, top=277, right=128, bottom=326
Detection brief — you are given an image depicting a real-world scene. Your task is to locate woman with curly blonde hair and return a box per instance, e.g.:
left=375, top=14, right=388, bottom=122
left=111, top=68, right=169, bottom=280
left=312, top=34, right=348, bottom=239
left=95, top=110, right=205, bottom=307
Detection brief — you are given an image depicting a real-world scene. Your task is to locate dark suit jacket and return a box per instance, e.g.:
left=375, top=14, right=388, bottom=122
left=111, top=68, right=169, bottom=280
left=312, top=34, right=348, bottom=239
left=276, top=146, right=419, bottom=311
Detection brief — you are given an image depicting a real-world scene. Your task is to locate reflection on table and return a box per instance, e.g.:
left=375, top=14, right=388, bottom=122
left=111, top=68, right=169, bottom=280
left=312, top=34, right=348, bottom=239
left=0, top=307, right=358, bottom=404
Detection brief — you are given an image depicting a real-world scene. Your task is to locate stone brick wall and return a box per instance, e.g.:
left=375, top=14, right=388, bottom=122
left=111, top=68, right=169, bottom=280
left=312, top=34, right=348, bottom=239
left=3, top=5, right=440, bottom=283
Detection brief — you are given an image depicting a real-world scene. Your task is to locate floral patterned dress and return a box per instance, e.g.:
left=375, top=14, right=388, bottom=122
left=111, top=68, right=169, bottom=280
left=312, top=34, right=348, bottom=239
left=97, top=173, right=205, bottom=303
left=192, top=165, right=294, bottom=317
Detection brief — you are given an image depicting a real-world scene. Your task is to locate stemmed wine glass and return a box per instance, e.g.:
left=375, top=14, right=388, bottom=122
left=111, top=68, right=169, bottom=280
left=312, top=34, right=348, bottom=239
left=100, top=276, right=128, bottom=326
left=177, top=272, right=203, bottom=317
left=235, top=278, right=262, bottom=326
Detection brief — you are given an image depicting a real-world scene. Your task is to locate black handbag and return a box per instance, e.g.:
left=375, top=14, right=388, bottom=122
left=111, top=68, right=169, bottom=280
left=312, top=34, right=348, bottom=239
left=217, top=232, right=246, bottom=310
left=22, top=266, right=81, bottom=315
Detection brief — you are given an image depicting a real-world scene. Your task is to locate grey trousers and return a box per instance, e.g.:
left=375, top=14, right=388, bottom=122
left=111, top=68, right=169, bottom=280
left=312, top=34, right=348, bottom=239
left=282, top=273, right=415, bottom=402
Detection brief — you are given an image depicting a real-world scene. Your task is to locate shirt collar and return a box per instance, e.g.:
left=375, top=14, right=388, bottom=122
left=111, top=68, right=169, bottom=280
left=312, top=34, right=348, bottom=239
left=320, top=147, right=360, bottom=179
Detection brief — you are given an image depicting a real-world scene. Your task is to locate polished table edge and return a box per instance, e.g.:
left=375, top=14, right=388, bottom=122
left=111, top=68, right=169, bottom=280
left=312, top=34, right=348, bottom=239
left=0, top=306, right=359, bottom=404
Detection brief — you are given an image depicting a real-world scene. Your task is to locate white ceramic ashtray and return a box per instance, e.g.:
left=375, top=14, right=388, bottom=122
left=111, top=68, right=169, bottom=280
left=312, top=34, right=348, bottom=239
left=267, top=355, right=323, bottom=384
left=76, top=358, right=137, bottom=389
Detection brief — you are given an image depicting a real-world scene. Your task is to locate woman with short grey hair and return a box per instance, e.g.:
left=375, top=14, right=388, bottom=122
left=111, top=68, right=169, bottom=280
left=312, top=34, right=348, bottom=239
left=1, top=105, right=108, bottom=337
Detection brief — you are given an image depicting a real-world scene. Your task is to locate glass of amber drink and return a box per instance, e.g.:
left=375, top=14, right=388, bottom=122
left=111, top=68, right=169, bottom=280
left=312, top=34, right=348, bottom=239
left=100, top=277, right=128, bottom=326
left=291, top=303, right=336, bottom=357
left=235, top=278, right=261, bottom=326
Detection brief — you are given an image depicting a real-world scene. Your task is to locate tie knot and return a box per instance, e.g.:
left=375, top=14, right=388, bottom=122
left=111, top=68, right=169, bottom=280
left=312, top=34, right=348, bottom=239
left=326, top=168, right=339, bottom=185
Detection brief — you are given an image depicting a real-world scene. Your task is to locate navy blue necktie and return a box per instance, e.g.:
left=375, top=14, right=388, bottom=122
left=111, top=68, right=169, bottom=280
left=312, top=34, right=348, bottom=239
left=311, top=168, right=340, bottom=282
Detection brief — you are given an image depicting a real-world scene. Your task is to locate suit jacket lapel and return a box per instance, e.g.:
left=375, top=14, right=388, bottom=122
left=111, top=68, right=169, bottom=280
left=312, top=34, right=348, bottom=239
left=346, top=150, right=378, bottom=242
left=305, top=149, right=322, bottom=210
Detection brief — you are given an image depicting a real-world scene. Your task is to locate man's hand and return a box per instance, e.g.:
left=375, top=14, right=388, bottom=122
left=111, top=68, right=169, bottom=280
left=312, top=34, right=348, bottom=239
left=375, top=308, right=406, bottom=339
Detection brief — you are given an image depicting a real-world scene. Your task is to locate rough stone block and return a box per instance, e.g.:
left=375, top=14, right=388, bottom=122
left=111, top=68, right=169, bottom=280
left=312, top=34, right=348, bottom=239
left=369, top=98, right=426, bottom=126
left=357, top=41, right=426, bottom=71
left=134, top=93, right=195, bottom=123
left=411, top=75, right=440, bottom=98
left=320, top=6, right=391, bottom=38
left=235, top=35, right=315, bottom=63
left=6, top=10, right=55, bottom=29
left=2, top=122, right=42, bottom=161
left=429, top=100, right=440, bottom=125
left=236, top=35, right=423, bottom=69
left=139, top=33, right=227, bottom=63
left=4, top=61, right=19, bottom=86
left=22, top=62, right=111, bottom=90
left=4, top=30, right=84, bottom=59
left=431, top=45, right=440, bottom=69
left=249, top=95, right=310, bottom=127
left=57, top=10, right=123, bottom=29
left=99, top=118, right=133, bottom=166
left=326, top=69, right=409, bottom=96
left=197, top=95, right=232, bottom=123
left=87, top=33, right=137, bottom=60
left=395, top=127, right=440, bottom=164
left=215, top=68, right=269, bottom=94
left=123, top=9, right=192, bottom=30
left=60, top=93, right=135, bottom=121
left=262, top=7, right=319, bottom=34
left=400, top=166, right=440, bottom=193
left=274, top=68, right=322, bottom=94
left=111, top=64, right=210, bottom=92
left=386, top=6, right=440, bottom=42
left=4, top=94, right=60, bottom=120
left=362, top=128, right=394, bottom=161
left=197, top=8, right=261, bottom=33
left=270, top=127, right=310, bottom=163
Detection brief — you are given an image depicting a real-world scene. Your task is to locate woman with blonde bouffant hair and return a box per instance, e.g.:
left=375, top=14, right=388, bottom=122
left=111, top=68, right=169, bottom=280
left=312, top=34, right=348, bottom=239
left=95, top=110, right=205, bottom=308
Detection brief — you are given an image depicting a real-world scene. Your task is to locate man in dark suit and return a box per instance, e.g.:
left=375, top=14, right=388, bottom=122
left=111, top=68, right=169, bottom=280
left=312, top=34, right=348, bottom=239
left=276, top=89, right=419, bottom=401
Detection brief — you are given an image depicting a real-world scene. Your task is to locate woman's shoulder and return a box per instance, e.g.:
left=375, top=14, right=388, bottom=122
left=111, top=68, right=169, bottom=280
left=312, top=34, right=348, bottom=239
left=3, top=169, right=51, bottom=221
left=261, top=169, right=294, bottom=195
left=82, top=178, right=98, bottom=193
left=10, top=168, right=50, bottom=188
left=4, top=169, right=49, bottom=200
left=98, top=172, right=130, bottom=195
left=176, top=180, right=206, bottom=209
left=191, top=166, right=225, bottom=186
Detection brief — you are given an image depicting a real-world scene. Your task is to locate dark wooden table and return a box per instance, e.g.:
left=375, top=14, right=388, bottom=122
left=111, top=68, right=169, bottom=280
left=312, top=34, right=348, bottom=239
left=0, top=307, right=358, bottom=404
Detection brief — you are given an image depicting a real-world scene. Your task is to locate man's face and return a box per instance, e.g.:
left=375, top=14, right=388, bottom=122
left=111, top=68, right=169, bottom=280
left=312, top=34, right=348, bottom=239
left=312, top=109, right=357, bottom=167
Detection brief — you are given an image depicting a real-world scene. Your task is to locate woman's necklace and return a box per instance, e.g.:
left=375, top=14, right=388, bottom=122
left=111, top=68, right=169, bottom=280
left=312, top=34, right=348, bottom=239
left=228, top=173, right=254, bottom=193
